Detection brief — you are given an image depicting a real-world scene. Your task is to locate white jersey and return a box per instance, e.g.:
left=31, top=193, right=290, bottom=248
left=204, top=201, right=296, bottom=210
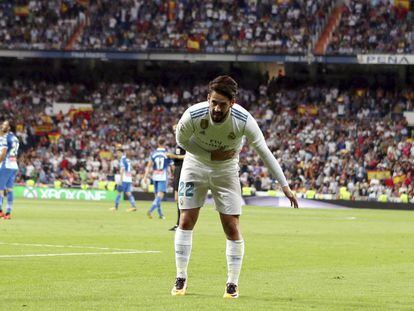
left=0, top=132, right=19, bottom=170
left=176, top=101, right=288, bottom=186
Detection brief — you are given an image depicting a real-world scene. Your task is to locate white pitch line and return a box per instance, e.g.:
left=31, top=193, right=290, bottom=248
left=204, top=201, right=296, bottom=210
left=300, top=216, right=357, bottom=220
left=0, top=242, right=142, bottom=252
left=0, top=250, right=160, bottom=258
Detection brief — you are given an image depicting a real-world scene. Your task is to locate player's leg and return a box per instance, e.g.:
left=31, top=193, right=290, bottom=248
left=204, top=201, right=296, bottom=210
left=220, top=213, right=244, bottom=298
left=0, top=189, right=4, bottom=218
left=210, top=168, right=244, bottom=298
left=0, top=168, right=12, bottom=218
left=175, top=191, right=180, bottom=226
left=170, top=168, right=181, bottom=231
left=172, top=207, right=200, bottom=296
left=155, top=191, right=165, bottom=219
left=124, top=182, right=137, bottom=212
left=3, top=169, right=17, bottom=219
left=147, top=181, right=160, bottom=218
left=0, top=169, right=6, bottom=217
left=112, top=184, right=123, bottom=211
left=172, top=159, right=208, bottom=296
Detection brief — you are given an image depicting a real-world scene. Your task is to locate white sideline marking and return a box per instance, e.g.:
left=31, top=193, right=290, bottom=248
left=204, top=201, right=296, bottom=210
left=0, top=242, right=143, bottom=252
left=0, top=242, right=161, bottom=258
left=0, top=250, right=160, bottom=258
left=303, top=216, right=356, bottom=220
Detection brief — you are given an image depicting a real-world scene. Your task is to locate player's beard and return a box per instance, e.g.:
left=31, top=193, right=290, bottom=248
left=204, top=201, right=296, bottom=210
left=211, top=110, right=227, bottom=123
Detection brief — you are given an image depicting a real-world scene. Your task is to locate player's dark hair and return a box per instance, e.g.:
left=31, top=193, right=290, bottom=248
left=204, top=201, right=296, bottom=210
left=9, top=119, right=16, bottom=133
left=158, top=137, right=166, bottom=146
left=208, top=75, right=238, bottom=100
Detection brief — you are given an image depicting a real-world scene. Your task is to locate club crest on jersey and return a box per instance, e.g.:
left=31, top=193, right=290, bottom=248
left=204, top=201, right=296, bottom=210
left=228, top=132, right=236, bottom=140
left=200, top=119, right=209, bottom=129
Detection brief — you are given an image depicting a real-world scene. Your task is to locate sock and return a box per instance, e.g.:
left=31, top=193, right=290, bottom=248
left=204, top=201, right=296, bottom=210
left=149, top=196, right=161, bottom=213
left=115, top=193, right=121, bottom=209
left=226, top=239, right=245, bottom=285
left=157, top=197, right=163, bottom=217
left=175, top=228, right=193, bottom=279
left=128, top=195, right=136, bottom=208
left=176, top=203, right=180, bottom=226
left=6, top=192, right=13, bottom=214
left=0, top=195, right=3, bottom=212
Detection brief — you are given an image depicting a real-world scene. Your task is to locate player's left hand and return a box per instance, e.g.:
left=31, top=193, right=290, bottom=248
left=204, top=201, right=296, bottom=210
left=282, top=186, right=298, bottom=208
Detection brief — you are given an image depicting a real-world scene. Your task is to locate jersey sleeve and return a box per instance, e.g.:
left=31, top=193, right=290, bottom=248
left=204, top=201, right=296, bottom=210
left=176, top=108, right=211, bottom=161
left=244, top=115, right=288, bottom=187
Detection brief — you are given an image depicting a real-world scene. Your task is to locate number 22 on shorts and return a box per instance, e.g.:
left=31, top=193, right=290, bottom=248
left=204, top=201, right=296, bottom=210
left=178, top=181, right=194, bottom=197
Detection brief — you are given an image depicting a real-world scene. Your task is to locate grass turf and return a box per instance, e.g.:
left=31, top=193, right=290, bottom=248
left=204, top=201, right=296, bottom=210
left=0, top=199, right=414, bottom=310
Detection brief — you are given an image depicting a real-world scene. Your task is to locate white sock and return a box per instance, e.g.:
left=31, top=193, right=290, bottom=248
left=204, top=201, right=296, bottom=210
left=175, top=228, right=193, bottom=279
left=226, top=239, right=244, bottom=285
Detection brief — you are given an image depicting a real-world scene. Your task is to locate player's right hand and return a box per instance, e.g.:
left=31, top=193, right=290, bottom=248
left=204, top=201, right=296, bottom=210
left=282, top=186, right=299, bottom=208
left=211, top=148, right=236, bottom=161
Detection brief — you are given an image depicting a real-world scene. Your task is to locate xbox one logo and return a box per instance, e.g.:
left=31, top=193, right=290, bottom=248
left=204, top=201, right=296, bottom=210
left=23, top=187, right=38, bottom=199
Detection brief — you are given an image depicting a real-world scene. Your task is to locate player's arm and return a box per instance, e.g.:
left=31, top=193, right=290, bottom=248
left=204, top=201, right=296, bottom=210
left=0, top=148, right=6, bottom=163
left=166, top=153, right=185, bottom=160
left=119, top=166, right=125, bottom=183
left=0, top=138, right=7, bottom=163
left=176, top=110, right=235, bottom=161
left=143, top=159, right=153, bottom=181
left=244, top=116, right=298, bottom=208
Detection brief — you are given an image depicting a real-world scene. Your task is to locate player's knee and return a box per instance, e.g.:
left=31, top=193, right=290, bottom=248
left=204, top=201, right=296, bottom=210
left=223, top=223, right=241, bottom=240
left=179, top=212, right=196, bottom=230
left=125, top=192, right=131, bottom=197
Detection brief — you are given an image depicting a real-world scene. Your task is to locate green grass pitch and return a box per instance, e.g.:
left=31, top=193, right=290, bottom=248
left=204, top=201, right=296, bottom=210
left=1, top=199, right=414, bottom=310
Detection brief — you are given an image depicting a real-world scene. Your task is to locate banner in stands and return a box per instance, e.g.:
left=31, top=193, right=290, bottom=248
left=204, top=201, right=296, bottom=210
left=367, top=170, right=391, bottom=180
left=14, top=186, right=116, bottom=201
left=357, top=54, right=414, bottom=65
left=53, top=102, right=92, bottom=115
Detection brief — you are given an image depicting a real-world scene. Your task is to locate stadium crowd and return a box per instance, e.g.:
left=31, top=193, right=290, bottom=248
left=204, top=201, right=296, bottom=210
left=0, top=0, right=333, bottom=54
left=327, top=0, right=414, bottom=54
left=0, top=0, right=86, bottom=50
left=1, top=79, right=413, bottom=200
left=76, top=0, right=332, bottom=54
left=1, top=0, right=412, bottom=55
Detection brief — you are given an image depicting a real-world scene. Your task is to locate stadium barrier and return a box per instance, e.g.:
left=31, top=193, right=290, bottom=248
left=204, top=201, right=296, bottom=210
left=15, top=186, right=117, bottom=201
left=15, top=186, right=413, bottom=210
left=317, top=200, right=414, bottom=211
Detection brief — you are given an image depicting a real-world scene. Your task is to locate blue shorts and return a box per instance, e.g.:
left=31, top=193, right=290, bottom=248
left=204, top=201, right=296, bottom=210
left=0, top=168, right=17, bottom=190
left=117, top=182, right=132, bottom=193
left=154, top=181, right=167, bottom=193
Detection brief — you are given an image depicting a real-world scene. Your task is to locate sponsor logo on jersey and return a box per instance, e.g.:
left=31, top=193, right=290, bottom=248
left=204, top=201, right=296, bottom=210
left=200, top=119, right=209, bottom=129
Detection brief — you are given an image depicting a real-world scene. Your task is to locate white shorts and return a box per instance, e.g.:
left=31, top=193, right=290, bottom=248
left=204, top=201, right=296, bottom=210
left=178, top=156, right=242, bottom=215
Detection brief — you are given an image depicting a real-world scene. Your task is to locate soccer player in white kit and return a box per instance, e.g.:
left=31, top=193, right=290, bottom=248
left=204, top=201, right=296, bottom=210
left=171, top=76, right=298, bottom=298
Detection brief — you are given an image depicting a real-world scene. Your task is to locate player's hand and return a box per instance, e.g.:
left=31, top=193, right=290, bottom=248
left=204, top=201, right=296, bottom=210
left=282, top=186, right=298, bottom=208
left=211, top=147, right=236, bottom=161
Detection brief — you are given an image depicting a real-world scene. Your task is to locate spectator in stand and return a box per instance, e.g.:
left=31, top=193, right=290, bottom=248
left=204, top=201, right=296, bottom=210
left=327, top=0, right=413, bottom=54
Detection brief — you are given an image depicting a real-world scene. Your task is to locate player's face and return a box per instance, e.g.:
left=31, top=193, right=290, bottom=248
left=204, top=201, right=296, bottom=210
left=1, top=121, right=9, bottom=133
left=208, top=91, right=234, bottom=123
